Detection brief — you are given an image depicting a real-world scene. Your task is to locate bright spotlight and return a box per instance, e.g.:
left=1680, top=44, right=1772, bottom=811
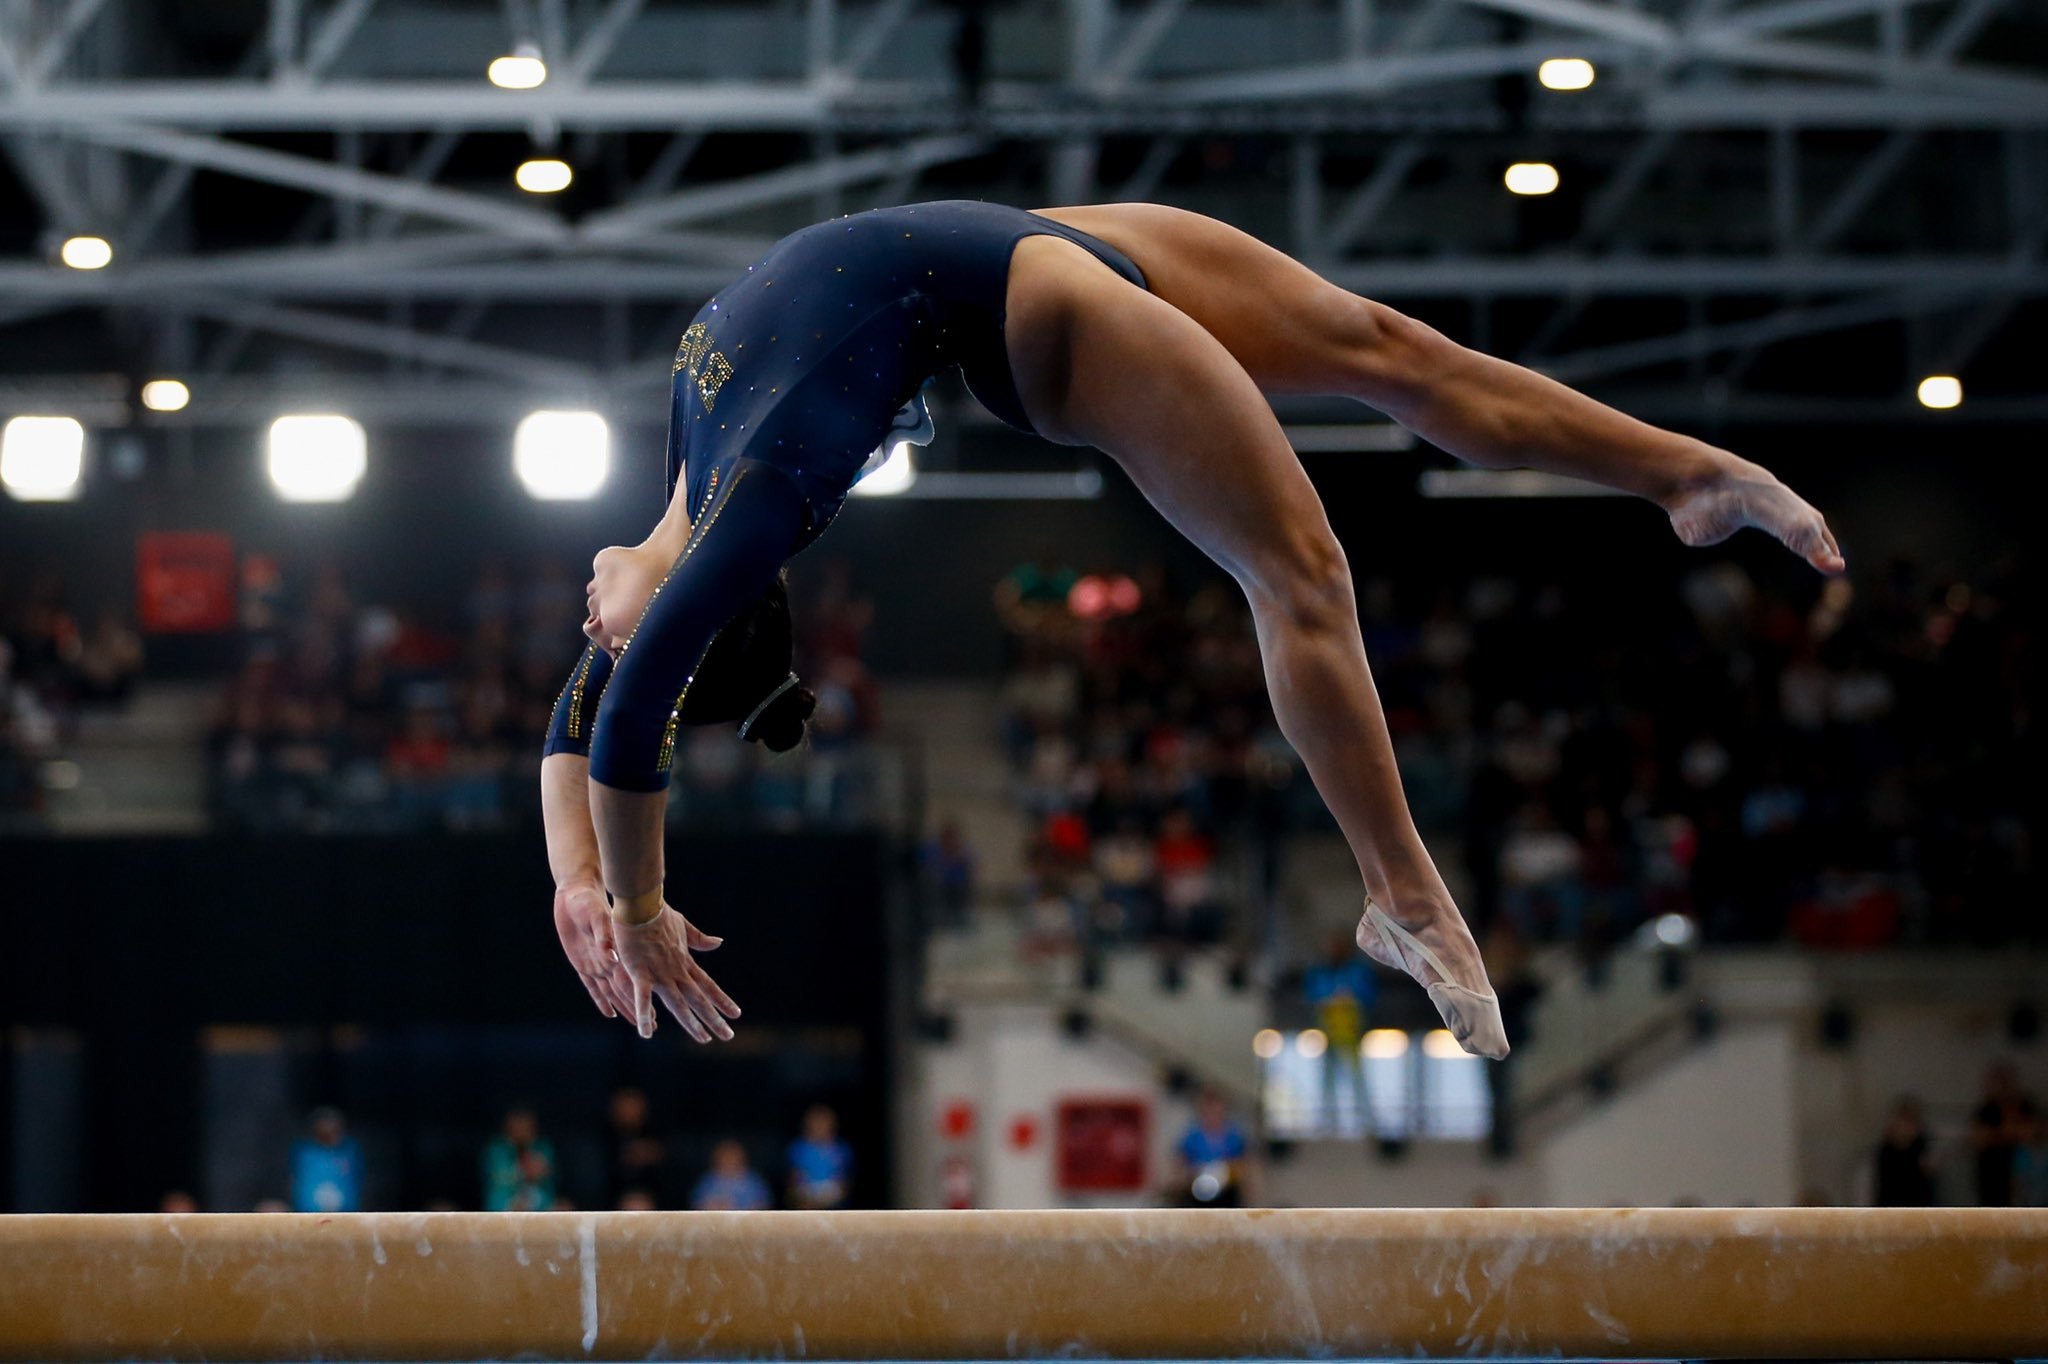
left=1504, top=162, right=1560, bottom=196
left=488, top=51, right=547, bottom=89
left=1538, top=57, right=1596, bottom=90
left=1, top=416, right=86, bottom=501
left=1916, top=375, right=1962, bottom=410
left=515, top=158, right=573, bottom=194
left=140, top=378, right=190, bottom=413
left=268, top=414, right=366, bottom=503
left=1252, top=1028, right=1284, bottom=1060
left=515, top=410, right=610, bottom=500
left=60, top=235, right=112, bottom=270
left=1422, top=1029, right=1470, bottom=1059
left=851, top=440, right=917, bottom=496
left=1361, top=1028, right=1411, bottom=1059
left=1295, top=1028, right=1329, bottom=1059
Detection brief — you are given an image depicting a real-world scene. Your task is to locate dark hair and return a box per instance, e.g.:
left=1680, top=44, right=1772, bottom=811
left=675, top=575, right=815, bottom=753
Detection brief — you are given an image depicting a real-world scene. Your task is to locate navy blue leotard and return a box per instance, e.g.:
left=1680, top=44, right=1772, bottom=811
left=544, top=201, right=1147, bottom=791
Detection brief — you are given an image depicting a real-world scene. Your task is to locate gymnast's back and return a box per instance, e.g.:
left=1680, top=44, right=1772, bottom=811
left=663, top=200, right=1144, bottom=531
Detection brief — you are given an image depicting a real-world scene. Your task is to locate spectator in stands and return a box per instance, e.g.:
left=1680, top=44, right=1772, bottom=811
left=690, top=1140, right=771, bottom=1211
left=1302, top=932, right=1376, bottom=1129
left=159, top=1190, right=199, bottom=1214
left=917, top=820, right=977, bottom=928
left=1175, top=1089, right=1252, bottom=1208
left=786, top=1104, right=854, bottom=1210
left=1153, top=806, right=1221, bottom=944
left=290, top=1107, right=364, bottom=1213
left=73, top=611, right=144, bottom=705
left=617, top=1187, right=658, bottom=1212
left=604, top=1087, right=668, bottom=1209
left=1874, top=1097, right=1938, bottom=1206
left=1971, top=1063, right=2039, bottom=1207
left=2014, top=1110, right=2048, bottom=1208
left=482, top=1106, right=557, bottom=1212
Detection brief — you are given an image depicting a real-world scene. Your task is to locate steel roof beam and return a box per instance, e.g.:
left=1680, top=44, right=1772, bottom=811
left=58, top=120, right=572, bottom=244
left=577, top=132, right=984, bottom=239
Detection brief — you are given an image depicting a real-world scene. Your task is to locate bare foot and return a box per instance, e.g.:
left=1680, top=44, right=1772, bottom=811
left=1357, top=896, right=1508, bottom=1059
left=1665, top=457, right=1846, bottom=575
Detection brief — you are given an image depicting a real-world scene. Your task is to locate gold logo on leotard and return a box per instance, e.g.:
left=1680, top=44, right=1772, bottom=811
left=674, top=323, right=711, bottom=377
left=674, top=322, right=734, bottom=412
left=697, top=351, right=733, bottom=411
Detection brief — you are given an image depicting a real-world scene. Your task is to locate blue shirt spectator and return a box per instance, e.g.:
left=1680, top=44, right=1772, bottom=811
left=787, top=1105, right=853, bottom=1209
left=1176, top=1091, right=1252, bottom=1207
left=691, top=1140, right=772, bottom=1211
left=1178, top=1117, right=1248, bottom=1167
left=290, top=1108, right=363, bottom=1213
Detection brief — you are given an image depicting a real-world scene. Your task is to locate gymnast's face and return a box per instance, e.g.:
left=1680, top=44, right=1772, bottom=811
left=585, top=544, right=663, bottom=660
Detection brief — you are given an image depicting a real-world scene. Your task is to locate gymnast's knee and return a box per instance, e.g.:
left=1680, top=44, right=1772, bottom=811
left=1247, top=534, right=1356, bottom=639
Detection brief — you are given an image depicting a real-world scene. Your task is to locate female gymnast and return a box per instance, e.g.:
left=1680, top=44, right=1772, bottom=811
left=539, top=199, right=1844, bottom=1058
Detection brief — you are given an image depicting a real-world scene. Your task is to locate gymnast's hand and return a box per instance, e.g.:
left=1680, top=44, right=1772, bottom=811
left=610, top=903, right=741, bottom=1043
left=552, top=881, right=637, bottom=1021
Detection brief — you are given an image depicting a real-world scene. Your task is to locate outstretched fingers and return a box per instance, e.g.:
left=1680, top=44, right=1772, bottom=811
left=653, top=975, right=733, bottom=1043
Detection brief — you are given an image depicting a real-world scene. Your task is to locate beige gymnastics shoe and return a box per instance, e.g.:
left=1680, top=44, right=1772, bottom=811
left=1357, top=897, right=1510, bottom=1059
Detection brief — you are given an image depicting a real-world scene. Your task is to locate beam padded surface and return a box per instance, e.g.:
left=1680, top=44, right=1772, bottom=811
left=1, top=1207, right=2044, bottom=1361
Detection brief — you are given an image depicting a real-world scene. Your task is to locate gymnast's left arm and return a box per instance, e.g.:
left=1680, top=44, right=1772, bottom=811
left=587, top=462, right=809, bottom=1039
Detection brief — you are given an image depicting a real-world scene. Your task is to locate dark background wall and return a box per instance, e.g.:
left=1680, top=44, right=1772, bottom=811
left=0, top=831, right=893, bottom=1212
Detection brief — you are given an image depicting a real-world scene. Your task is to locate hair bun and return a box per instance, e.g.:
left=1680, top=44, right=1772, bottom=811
left=745, top=682, right=815, bottom=753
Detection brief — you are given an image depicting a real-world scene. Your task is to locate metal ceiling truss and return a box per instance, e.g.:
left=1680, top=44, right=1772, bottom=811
left=0, top=0, right=2040, bottom=428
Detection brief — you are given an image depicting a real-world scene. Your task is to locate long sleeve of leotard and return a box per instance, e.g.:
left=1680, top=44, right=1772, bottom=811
left=543, top=644, right=614, bottom=759
left=586, top=459, right=809, bottom=793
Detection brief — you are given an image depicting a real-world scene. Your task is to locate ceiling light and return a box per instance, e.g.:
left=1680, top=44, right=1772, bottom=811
left=140, top=379, right=190, bottom=413
left=1294, top=1028, right=1328, bottom=1059
left=60, top=235, right=112, bottom=270
left=1252, top=1028, right=1283, bottom=1060
left=1, top=416, right=86, bottom=501
left=515, top=158, right=573, bottom=194
left=488, top=50, right=547, bottom=90
left=1916, top=374, right=1962, bottom=410
left=268, top=414, right=366, bottom=503
left=1538, top=57, right=1596, bottom=90
left=1504, top=162, right=1560, bottom=196
left=851, top=440, right=916, bottom=496
left=514, top=410, right=610, bottom=500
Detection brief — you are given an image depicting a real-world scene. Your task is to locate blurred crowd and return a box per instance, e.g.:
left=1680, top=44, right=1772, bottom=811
left=994, top=561, right=1297, bottom=961
left=1874, top=1063, right=2046, bottom=1206
left=161, top=1091, right=856, bottom=1215
left=994, top=553, right=2037, bottom=956
left=0, top=573, right=144, bottom=820
left=209, top=557, right=884, bottom=832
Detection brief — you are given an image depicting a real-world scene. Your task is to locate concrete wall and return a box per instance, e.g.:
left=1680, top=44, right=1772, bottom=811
left=1539, top=1025, right=1800, bottom=1207
left=907, top=1003, right=1194, bottom=1209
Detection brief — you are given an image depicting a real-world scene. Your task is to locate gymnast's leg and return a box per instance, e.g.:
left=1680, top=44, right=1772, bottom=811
left=1004, top=235, right=1504, bottom=1056
left=1038, top=203, right=1843, bottom=575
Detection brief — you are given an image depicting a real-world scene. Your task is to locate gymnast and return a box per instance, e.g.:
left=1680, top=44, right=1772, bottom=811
left=539, top=199, right=1845, bottom=1057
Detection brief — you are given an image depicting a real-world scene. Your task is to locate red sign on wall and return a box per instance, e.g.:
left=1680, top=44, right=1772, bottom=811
left=1055, top=1097, right=1150, bottom=1193
left=136, top=533, right=237, bottom=634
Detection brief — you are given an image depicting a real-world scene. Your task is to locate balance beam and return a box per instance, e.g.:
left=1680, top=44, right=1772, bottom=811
left=1, top=1207, right=2043, bottom=1361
